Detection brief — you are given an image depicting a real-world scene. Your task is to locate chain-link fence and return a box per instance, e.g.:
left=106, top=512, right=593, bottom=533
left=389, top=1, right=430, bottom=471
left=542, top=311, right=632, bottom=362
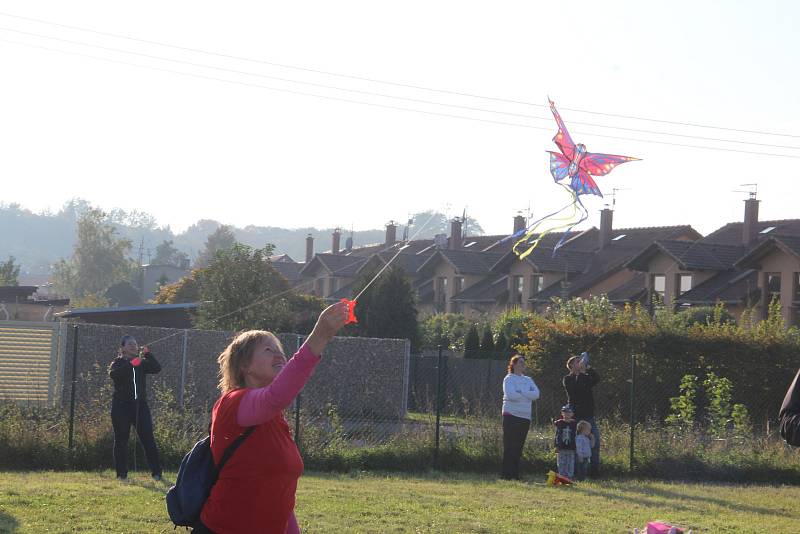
left=0, top=322, right=794, bottom=476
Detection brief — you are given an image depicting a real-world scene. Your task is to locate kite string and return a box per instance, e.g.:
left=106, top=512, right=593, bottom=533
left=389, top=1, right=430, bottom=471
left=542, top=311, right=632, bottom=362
left=353, top=210, right=440, bottom=301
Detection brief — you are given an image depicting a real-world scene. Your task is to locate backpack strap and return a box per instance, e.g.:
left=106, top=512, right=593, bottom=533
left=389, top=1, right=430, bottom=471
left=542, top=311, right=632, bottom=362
left=214, top=426, right=256, bottom=478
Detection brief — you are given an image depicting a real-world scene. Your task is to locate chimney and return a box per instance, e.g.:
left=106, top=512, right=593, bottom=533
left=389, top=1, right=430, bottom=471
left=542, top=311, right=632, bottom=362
left=332, top=228, right=341, bottom=254
left=305, top=234, right=314, bottom=263
left=743, top=196, right=760, bottom=246
left=599, top=208, right=613, bottom=250
left=385, top=221, right=397, bottom=246
left=449, top=218, right=463, bottom=250
left=513, top=214, right=526, bottom=235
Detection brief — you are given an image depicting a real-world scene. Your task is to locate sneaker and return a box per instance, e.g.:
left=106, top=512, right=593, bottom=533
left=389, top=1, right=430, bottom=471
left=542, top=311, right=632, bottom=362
left=152, top=474, right=162, bottom=482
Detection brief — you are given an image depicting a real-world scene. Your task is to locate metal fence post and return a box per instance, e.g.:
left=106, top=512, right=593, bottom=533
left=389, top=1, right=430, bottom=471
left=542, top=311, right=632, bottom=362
left=178, top=329, right=189, bottom=409
left=629, top=353, right=637, bottom=471
left=67, top=325, right=79, bottom=451
left=434, top=345, right=443, bottom=469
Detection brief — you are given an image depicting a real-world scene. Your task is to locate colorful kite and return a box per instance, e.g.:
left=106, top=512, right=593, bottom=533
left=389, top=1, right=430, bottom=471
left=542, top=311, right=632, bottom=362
left=511, top=99, right=639, bottom=259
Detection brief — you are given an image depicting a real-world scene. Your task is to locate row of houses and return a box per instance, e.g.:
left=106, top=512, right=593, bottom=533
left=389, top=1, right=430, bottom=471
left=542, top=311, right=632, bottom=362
left=271, top=196, right=800, bottom=327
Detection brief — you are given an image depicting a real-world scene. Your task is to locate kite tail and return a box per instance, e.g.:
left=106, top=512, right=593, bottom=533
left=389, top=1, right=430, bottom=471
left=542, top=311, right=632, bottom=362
left=512, top=184, right=584, bottom=260
left=551, top=192, right=589, bottom=255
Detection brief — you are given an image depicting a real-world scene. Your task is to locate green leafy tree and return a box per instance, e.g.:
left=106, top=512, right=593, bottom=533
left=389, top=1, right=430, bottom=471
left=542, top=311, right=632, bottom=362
left=105, top=281, right=142, bottom=307
left=52, top=208, right=133, bottom=299
left=479, top=324, right=495, bottom=358
left=195, top=243, right=294, bottom=332
left=152, top=240, right=189, bottom=267
left=495, top=331, right=509, bottom=359
left=666, top=374, right=698, bottom=430
left=194, top=225, right=236, bottom=268
left=704, top=371, right=733, bottom=437
left=350, top=266, right=419, bottom=349
left=493, top=308, right=534, bottom=353
left=463, top=324, right=480, bottom=358
left=406, top=210, right=484, bottom=239
left=0, top=256, right=20, bottom=285
left=419, top=313, right=470, bottom=351
left=151, top=271, right=201, bottom=304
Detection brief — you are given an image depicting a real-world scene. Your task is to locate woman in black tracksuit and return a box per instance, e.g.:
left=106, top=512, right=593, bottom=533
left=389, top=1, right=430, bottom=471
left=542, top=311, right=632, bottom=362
left=108, top=335, right=163, bottom=481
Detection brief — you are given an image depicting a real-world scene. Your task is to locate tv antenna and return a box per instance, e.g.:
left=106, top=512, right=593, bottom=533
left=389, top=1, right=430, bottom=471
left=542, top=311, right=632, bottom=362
left=733, top=183, right=758, bottom=199
left=609, top=187, right=632, bottom=209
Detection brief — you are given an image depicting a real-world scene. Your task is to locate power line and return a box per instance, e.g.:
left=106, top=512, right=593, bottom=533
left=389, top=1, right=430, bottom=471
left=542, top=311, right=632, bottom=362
left=2, top=25, right=798, bottom=151
left=2, top=37, right=799, bottom=160
left=1, top=10, right=797, bottom=139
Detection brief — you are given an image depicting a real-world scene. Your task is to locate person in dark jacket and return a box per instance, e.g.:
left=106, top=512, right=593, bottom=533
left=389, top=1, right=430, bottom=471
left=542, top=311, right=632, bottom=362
left=779, top=368, right=800, bottom=446
left=108, top=334, right=163, bottom=481
left=562, top=353, right=600, bottom=477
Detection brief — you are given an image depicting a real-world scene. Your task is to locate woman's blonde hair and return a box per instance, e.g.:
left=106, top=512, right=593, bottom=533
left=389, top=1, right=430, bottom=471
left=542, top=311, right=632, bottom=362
left=577, top=420, right=591, bottom=434
left=217, top=330, right=283, bottom=394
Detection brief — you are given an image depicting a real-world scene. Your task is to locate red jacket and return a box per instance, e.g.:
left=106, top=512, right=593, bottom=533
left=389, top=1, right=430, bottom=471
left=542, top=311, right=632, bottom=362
left=200, top=389, right=303, bottom=533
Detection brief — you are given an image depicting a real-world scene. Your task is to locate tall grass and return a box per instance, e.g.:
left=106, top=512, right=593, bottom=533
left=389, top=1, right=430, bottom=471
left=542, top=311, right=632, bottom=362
left=2, top=391, right=799, bottom=483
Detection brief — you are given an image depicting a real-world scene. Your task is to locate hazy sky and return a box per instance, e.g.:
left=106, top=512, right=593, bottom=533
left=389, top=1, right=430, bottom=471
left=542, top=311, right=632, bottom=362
left=1, top=1, right=797, bottom=237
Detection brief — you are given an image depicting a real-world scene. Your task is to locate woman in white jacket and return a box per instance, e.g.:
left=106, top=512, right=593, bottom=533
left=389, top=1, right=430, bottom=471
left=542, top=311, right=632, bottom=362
left=501, top=354, right=540, bottom=480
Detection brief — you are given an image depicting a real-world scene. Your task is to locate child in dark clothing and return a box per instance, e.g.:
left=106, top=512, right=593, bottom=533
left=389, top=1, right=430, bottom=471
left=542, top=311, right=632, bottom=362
left=554, top=404, right=577, bottom=479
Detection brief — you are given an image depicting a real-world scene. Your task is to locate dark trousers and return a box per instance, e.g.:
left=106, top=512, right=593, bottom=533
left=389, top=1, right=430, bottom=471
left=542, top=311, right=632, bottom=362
left=111, top=400, right=162, bottom=478
left=192, top=520, right=216, bottom=534
left=501, top=414, right=530, bottom=480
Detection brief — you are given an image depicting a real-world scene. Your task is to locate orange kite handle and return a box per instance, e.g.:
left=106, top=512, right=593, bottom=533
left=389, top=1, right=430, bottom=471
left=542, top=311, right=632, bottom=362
left=341, top=298, right=358, bottom=324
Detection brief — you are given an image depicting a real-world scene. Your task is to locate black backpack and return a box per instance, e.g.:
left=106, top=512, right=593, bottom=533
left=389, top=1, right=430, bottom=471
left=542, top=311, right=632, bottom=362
left=166, top=426, right=255, bottom=528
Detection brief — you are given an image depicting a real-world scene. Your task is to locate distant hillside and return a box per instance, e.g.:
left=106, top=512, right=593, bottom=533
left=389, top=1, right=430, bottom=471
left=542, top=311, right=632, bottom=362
left=0, top=201, right=483, bottom=276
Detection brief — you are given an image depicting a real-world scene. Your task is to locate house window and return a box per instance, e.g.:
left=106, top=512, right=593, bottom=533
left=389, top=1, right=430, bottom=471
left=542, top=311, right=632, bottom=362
left=453, top=277, right=464, bottom=295
left=794, top=273, right=800, bottom=302
left=315, top=278, right=325, bottom=296
left=530, top=274, right=544, bottom=297
left=678, top=274, right=692, bottom=295
left=512, top=276, right=524, bottom=305
left=766, top=273, right=781, bottom=302
left=651, top=274, right=666, bottom=299
left=330, top=277, right=338, bottom=293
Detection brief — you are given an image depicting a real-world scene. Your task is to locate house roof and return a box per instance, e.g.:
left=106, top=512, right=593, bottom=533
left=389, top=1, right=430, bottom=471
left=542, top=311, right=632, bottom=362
left=271, top=261, right=304, bottom=283
left=418, top=249, right=506, bottom=276
left=675, top=269, right=760, bottom=305
left=735, top=234, right=800, bottom=268
left=532, top=225, right=698, bottom=302
left=451, top=275, right=509, bottom=303
left=701, top=219, right=800, bottom=246
left=0, top=286, right=38, bottom=301
left=56, top=302, right=199, bottom=316
left=605, top=273, right=648, bottom=304
left=298, top=253, right=368, bottom=277
left=358, top=250, right=433, bottom=277
left=627, top=240, right=744, bottom=272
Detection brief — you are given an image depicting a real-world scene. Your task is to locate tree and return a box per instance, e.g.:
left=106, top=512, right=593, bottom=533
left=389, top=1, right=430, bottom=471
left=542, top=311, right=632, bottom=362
left=463, top=324, right=480, bottom=358
left=151, top=271, right=201, bottom=304
left=406, top=210, right=484, bottom=240
left=495, top=331, right=509, bottom=359
left=194, top=225, right=236, bottom=268
left=350, top=266, right=419, bottom=349
left=195, top=243, right=295, bottom=332
left=52, top=208, right=133, bottom=299
left=419, top=313, right=470, bottom=351
left=152, top=240, right=189, bottom=267
left=480, top=324, right=495, bottom=358
left=0, top=256, right=20, bottom=285
left=105, top=281, right=142, bottom=307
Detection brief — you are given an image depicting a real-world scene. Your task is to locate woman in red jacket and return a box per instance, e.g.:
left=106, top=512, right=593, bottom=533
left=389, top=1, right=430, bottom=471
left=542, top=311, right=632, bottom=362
left=195, top=301, right=347, bottom=534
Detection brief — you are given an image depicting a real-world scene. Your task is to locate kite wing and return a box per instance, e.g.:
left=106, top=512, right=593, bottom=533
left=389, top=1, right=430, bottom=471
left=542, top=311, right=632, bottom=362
left=580, top=152, right=640, bottom=177
left=571, top=169, right=603, bottom=197
left=548, top=151, right=571, bottom=182
left=549, top=99, right=576, bottom=161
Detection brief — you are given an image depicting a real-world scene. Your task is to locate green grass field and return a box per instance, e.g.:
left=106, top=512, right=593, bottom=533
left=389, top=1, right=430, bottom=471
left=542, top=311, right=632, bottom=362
left=1, top=470, right=798, bottom=533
